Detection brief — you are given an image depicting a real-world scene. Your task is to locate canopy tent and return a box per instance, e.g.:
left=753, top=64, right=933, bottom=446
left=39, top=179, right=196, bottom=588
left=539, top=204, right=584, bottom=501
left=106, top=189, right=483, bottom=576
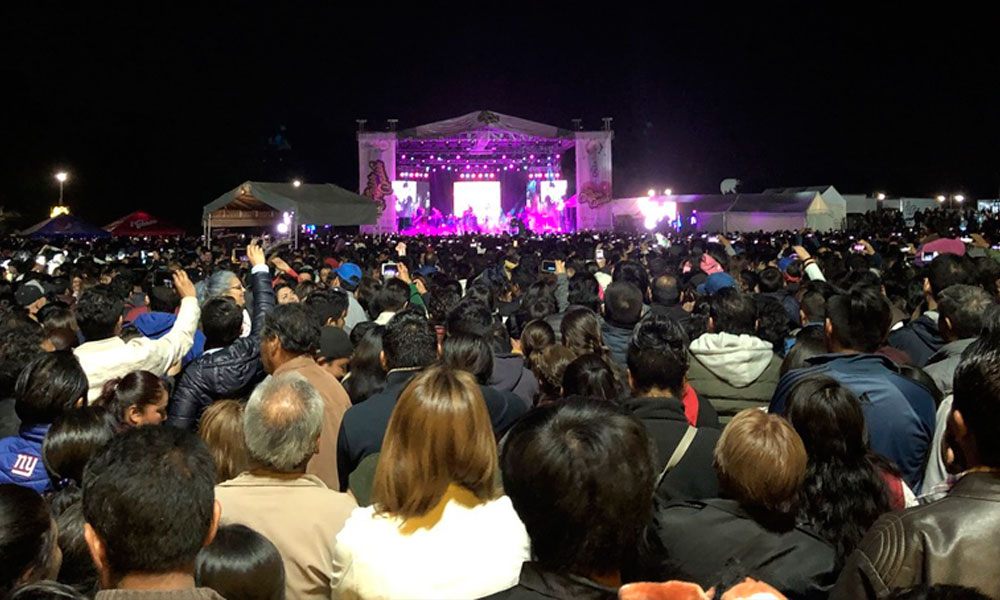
left=204, top=181, right=378, bottom=232
left=104, top=211, right=185, bottom=236
left=20, top=214, right=111, bottom=238
left=671, top=188, right=846, bottom=233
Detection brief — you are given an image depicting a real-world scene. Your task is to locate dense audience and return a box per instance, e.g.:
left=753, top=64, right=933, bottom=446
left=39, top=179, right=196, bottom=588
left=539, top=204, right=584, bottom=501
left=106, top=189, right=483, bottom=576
left=2, top=207, right=1000, bottom=598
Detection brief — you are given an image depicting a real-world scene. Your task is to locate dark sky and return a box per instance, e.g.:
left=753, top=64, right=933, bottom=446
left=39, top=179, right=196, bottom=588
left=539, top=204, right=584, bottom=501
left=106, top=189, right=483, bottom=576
left=3, top=6, right=998, bottom=230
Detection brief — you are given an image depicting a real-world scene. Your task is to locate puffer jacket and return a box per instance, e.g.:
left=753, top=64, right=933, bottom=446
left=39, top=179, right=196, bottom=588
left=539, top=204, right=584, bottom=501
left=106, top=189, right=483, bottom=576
left=686, top=332, right=781, bottom=422
left=832, top=472, right=1000, bottom=599
left=601, top=320, right=634, bottom=366
left=0, top=424, right=50, bottom=493
left=167, top=268, right=275, bottom=430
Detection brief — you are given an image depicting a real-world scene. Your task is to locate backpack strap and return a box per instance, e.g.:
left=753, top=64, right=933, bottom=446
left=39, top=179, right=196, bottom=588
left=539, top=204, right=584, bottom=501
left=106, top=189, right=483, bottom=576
left=656, top=426, right=698, bottom=487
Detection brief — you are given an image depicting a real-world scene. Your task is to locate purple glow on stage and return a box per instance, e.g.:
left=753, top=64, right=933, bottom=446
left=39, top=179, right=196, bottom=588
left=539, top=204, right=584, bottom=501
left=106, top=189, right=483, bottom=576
left=454, top=181, right=501, bottom=224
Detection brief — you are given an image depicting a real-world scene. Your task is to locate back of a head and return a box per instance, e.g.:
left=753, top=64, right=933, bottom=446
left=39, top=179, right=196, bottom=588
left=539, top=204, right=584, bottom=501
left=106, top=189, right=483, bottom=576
left=200, top=296, right=243, bottom=348
left=148, top=286, right=180, bottom=314
left=43, top=406, right=115, bottom=488
left=927, top=254, right=973, bottom=298
left=519, top=319, right=555, bottom=359
left=799, top=280, right=835, bottom=324
left=627, top=314, right=689, bottom=396
left=373, top=278, right=411, bottom=314
left=303, top=289, right=349, bottom=327
left=560, top=307, right=606, bottom=356
left=758, top=267, right=784, bottom=293
left=261, top=303, right=321, bottom=357
left=500, top=400, right=655, bottom=577
left=530, top=345, right=578, bottom=400
left=780, top=325, right=827, bottom=376
left=783, top=376, right=867, bottom=464
left=441, top=333, right=494, bottom=385
left=382, top=309, right=438, bottom=370
left=243, top=375, right=324, bottom=472
left=612, top=260, right=650, bottom=300
left=0, top=484, right=56, bottom=597
left=446, top=299, right=494, bottom=341
left=604, top=281, right=644, bottom=326
left=75, top=287, right=123, bottom=341
left=937, top=284, right=993, bottom=340
left=714, top=409, right=806, bottom=518
left=0, top=323, right=44, bottom=399
left=195, top=524, right=285, bottom=600
left=372, top=366, right=498, bottom=519
left=826, top=287, right=892, bottom=353
left=82, top=426, right=216, bottom=581
left=651, top=274, right=680, bottom=306
left=953, top=335, right=1000, bottom=469
left=562, top=354, right=618, bottom=401
left=200, top=271, right=238, bottom=306
left=708, top=287, right=757, bottom=336
left=568, top=273, right=602, bottom=312
left=199, top=401, right=250, bottom=484
left=15, top=351, right=88, bottom=425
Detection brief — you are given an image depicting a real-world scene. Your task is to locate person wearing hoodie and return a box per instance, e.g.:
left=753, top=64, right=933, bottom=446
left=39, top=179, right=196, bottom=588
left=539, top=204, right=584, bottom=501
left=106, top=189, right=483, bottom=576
left=770, top=287, right=936, bottom=492
left=686, top=287, right=782, bottom=423
left=888, top=253, right=971, bottom=366
left=601, top=281, right=644, bottom=366
left=168, top=243, right=275, bottom=430
left=447, top=299, right=538, bottom=408
left=131, top=285, right=206, bottom=367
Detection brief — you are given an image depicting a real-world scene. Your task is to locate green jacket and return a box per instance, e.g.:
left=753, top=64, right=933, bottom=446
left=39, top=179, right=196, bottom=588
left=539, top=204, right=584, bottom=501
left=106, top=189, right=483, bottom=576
left=685, top=332, right=783, bottom=423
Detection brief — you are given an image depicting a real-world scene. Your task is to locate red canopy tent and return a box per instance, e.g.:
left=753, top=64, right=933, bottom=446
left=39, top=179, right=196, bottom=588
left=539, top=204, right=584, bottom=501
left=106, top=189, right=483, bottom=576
left=104, top=211, right=185, bottom=236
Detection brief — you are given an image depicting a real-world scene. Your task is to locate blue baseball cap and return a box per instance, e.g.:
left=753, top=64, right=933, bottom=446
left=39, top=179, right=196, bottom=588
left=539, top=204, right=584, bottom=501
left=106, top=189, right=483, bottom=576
left=332, top=263, right=362, bottom=286
left=777, top=256, right=796, bottom=272
left=697, top=272, right=736, bottom=296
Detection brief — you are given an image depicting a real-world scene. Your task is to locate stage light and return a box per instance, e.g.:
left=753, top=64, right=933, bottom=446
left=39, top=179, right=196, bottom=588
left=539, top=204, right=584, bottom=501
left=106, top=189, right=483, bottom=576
left=876, top=192, right=886, bottom=201
left=276, top=222, right=289, bottom=234
left=292, top=179, right=302, bottom=188
left=955, top=194, right=965, bottom=203
left=55, top=172, right=68, bottom=183
left=664, top=188, right=673, bottom=196
left=937, top=195, right=946, bottom=202
left=648, top=189, right=656, bottom=197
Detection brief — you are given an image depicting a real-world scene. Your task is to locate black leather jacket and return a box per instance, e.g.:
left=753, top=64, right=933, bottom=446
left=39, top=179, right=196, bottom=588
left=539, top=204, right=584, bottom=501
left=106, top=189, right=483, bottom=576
left=167, top=269, right=275, bottom=430
left=832, top=472, right=1000, bottom=599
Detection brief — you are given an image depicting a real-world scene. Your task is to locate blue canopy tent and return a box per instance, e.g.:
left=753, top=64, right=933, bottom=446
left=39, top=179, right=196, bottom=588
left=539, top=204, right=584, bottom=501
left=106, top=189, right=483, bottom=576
left=20, top=215, right=112, bottom=238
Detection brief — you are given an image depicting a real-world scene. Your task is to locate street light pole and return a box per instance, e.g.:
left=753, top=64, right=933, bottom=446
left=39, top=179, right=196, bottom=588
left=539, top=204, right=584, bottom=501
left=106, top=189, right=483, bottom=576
left=55, top=172, right=68, bottom=204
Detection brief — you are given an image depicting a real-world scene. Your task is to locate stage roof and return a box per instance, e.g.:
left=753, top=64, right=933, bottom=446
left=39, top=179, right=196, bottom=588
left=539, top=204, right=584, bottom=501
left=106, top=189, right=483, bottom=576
left=397, top=110, right=575, bottom=142
left=204, top=181, right=377, bottom=227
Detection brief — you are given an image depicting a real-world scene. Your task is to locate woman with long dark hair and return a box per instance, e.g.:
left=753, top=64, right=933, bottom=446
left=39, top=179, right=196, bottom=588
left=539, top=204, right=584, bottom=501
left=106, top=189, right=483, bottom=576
left=97, top=370, right=169, bottom=429
left=783, top=376, right=897, bottom=563
left=341, top=324, right=386, bottom=405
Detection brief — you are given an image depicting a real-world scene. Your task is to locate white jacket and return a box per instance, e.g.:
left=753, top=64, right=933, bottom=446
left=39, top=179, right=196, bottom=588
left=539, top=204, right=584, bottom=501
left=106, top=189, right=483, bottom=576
left=75, top=296, right=201, bottom=402
left=332, top=487, right=529, bottom=600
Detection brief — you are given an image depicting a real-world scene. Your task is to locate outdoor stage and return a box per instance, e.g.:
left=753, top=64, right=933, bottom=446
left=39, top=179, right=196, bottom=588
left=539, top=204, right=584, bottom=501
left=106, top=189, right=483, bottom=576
left=357, top=110, right=615, bottom=234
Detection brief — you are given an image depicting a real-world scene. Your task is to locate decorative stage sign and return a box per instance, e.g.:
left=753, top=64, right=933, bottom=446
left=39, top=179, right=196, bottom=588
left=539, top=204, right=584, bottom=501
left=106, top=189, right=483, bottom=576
left=358, top=132, right=398, bottom=233
left=575, top=131, right=614, bottom=231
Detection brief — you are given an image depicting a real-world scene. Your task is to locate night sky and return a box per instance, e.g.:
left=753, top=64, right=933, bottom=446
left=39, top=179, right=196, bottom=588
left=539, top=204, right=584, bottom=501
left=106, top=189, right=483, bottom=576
left=3, top=6, right=998, bottom=230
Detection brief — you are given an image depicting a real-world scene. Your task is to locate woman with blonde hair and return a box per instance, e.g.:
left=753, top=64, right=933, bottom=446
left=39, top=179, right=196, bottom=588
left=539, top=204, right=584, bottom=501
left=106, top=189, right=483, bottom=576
left=198, top=400, right=250, bottom=484
left=332, top=366, right=529, bottom=599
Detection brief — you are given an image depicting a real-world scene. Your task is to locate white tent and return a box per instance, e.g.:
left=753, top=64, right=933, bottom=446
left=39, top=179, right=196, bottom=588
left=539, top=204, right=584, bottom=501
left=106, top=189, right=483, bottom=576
left=671, top=189, right=846, bottom=233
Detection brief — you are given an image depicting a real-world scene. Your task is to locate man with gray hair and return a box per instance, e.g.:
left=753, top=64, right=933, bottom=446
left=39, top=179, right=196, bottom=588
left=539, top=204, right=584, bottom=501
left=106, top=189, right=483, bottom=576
left=924, top=284, right=994, bottom=396
left=214, top=374, right=357, bottom=600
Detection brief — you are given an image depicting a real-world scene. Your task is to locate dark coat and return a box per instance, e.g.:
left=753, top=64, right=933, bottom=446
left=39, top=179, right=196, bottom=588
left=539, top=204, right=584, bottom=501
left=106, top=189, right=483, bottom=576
left=832, top=472, right=1000, bottom=599
left=634, top=498, right=838, bottom=600
left=480, top=562, right=617, bottom=600
left=167, top=269, right=276, bottom=430
left=490, top=353, right=538, bottom=409
left=601, top=320, right=633, bottom=366
left=888, top=314, right=945, bottom=367
left=623, top=396, right=720, bottom=503
left=337, top=368, right=528, bottom=491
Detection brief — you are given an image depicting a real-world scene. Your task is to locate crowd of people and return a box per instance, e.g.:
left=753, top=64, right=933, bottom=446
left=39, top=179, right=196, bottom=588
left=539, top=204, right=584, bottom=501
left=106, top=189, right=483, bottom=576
left=0, top=207, right=999, bottom=599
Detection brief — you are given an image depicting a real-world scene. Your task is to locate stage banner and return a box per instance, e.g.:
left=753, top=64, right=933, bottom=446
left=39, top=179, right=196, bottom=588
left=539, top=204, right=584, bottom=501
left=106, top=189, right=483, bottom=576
left=358, top=132, right=398, bottom=233
left=574, top=131, right=614, bottom=231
